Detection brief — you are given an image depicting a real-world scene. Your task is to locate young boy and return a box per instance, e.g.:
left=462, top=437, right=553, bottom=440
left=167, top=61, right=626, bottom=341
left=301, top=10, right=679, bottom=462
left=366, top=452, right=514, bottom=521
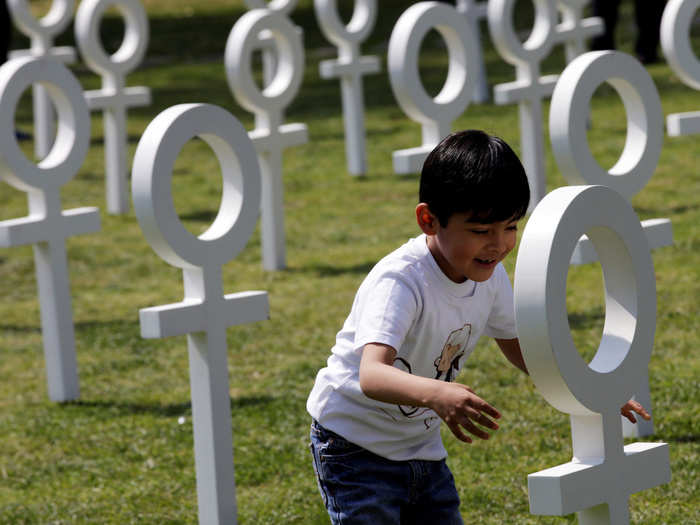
left=306, top=130, right=648, bottom=524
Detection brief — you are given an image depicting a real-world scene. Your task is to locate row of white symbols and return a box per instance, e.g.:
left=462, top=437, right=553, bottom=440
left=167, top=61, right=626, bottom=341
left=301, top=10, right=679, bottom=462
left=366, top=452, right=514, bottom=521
left=7, top=0, right=150, bottom=215
left=0, top=51, right=678, bottom=522
left=1, top=3, right=695, bottom=523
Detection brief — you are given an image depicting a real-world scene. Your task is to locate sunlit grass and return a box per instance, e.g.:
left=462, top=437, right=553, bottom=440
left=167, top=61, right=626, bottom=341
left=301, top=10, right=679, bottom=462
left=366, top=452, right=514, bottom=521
left=1, top=2, right=698, bottom=524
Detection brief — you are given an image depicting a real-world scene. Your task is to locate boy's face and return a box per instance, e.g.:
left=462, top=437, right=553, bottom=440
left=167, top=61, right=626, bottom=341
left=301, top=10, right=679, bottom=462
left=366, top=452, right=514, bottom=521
left=422, top=210, right=519, bottom=283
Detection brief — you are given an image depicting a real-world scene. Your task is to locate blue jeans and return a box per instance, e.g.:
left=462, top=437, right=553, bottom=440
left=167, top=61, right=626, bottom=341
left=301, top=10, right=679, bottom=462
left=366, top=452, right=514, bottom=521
left=309, top=420, right=464, bottom=525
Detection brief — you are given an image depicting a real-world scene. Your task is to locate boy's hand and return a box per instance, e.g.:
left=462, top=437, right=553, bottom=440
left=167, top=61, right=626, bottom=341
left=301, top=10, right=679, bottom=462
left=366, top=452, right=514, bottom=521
left=621, top=399, right=651, bottom=424
left=430, top=383, right=501, bottom=444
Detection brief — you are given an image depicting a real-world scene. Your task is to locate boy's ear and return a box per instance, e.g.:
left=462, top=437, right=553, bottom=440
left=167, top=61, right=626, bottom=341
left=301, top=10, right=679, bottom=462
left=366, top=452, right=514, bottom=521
left=416, top=203, right=437, bottom=234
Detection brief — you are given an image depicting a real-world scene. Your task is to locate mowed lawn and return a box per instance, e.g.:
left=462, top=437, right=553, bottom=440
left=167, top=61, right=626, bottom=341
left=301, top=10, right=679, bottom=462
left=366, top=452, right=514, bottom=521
left=0, top=1, right=697, bottom=523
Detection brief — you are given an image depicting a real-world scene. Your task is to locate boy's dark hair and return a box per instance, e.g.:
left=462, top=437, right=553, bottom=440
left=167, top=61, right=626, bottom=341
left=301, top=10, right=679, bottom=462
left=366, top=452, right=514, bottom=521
left=419, top=130, right=530, bottom=227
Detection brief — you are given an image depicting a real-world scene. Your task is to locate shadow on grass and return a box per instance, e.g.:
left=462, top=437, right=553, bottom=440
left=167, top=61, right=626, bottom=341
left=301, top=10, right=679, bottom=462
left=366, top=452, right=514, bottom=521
left=65, top=394, right=274, bottom=416
left=635, top=203, right=700, bottom=216
left=90, top=134, right=143, bottom=146
left=567, top=307, right=605, bottom=329
left=0, top=324, right=41, bottom=334
left=288, top=260, right=377, bottom=277
left=667, top=434, right=699, bottom=443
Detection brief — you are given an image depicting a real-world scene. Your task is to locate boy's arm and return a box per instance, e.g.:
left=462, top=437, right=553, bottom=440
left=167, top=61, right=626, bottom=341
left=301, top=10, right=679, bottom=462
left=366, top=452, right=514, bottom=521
left=496, top=338, right=651, bottom=424
left=359, top=343, right=501, bottom=444
left=495, top=337, right=529, bottom=374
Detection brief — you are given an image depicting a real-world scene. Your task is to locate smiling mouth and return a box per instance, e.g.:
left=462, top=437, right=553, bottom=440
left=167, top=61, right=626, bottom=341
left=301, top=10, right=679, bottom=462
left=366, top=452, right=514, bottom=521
left=475, top=258, right=497, bottom=265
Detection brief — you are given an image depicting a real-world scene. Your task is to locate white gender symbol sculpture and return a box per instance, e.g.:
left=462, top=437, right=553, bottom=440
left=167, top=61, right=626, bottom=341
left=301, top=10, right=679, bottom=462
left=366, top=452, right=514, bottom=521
left=7, top=0, right=76, bottom=160
left=661, top=0, right=700, bottom=136
left=555, top=0, right=604, bottom=63
left=132, top=103, right=269, bottom=525
left=488, top=0, right=559, bottom=211
left=456, top=0, right=490, bottom=103
left=315, top=0, right=380, bottom=176
left=243, top=0, right=301, bottom=88
left=514, top=185, right=671, bottom=525
left=550, top=51, right=672, bottom=438
left=226, top=9, right=307, bottom=271
left=388, top=2, right=479, bottom=175
left=75, top=0, right=151, bottom=215
left=0, top=57, right=99, bottom=402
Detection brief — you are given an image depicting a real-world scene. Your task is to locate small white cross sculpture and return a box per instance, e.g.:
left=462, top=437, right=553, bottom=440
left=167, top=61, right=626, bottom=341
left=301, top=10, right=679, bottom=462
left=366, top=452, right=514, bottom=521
left=226, top=9, right=307, bottom=271
left=0, top=57, right=99, bottom=402
left=661, top=0, right=700, bottom=136
left=388, top=2, right=479, bottom=175
left=315, top=0, right=380, bottom=176
left=514, top=184, right=671, bottom=524
left=555, top=0, right=604, bottom=63
left=132, top=103, right=269, bottom=525
left=488, top=0, right=560, bottom=211
left=75, top=0, right=151, bottom=215
left=550, top=51, right=673, bottom=438
left=455, top=0, right=490, bottom=103
left=243, top=0, right=301, bottom=87
left=7, top=0, right=76, bottom=159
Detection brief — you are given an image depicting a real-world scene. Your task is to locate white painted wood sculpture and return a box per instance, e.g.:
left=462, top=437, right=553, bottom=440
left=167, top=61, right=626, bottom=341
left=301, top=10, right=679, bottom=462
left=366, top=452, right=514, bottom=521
left=75, top=0, right=151, bottom=215
left=661, top=0, right=700, bottom=136
left=243, top=0, right=300, bottom=87
left=225, top=9, right=307, bottom=271
left=455, top=0, right=490, bottom=103
left=0, top=57, right=99, bottom=402
left=7, top=0, right=76, bottom=159
left=132, top=103, right=269, bottom=525
left=388, top=2, right=479, bottom=175
left=514, top=185, right=671, bottom=524
left=551, top=51, right=673, bottom=437
left=488, top=0, right=559, bottom=211
left=315, top=0, right=380, bottom=176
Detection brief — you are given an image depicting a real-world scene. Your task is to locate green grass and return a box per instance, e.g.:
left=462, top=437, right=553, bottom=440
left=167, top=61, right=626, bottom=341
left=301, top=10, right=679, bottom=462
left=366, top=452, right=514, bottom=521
left=1, top=1, right=698, bottom=523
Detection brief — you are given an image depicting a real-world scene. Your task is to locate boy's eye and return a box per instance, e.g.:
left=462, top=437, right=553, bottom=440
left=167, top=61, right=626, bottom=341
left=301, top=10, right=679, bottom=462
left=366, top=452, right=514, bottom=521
left=469, top=229, right=489, bottom=234
left=507, top=225, right=518, bottom=231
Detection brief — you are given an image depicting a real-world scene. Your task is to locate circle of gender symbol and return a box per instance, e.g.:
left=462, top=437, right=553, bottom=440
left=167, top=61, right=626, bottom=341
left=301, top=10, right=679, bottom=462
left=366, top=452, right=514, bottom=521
left=225, top=10, right=304, bottom=117
left=75, top=0, right=149, bottom=79
left=550, top=51, right=664, bottom=200
left=132, top=104, right=262, bottom=270
left=8, top=0, right=74, bottom=39
left=389, top=2, right=476, bottom=129
left=316, top=0, right=377, bottom=49
left=0, top=57, right=89, bottom=192
left=488, top=0, right=557, bottom=64
left=515, top=185, right=656, bottom=416
left=244, top=0, right=297, bottom=15
left=661, top=0, right=700, bottom=90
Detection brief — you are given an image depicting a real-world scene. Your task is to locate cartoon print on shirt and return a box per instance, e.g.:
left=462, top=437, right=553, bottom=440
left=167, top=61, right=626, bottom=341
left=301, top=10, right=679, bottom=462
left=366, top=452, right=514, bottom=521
left=434, top=324, right=472, bottom=382
left=390, top=323, right=473, bottom=428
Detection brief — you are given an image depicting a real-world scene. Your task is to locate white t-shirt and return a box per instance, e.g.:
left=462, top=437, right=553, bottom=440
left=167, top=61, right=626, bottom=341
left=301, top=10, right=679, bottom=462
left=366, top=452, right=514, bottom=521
left=306, top=235, right=518, bottom=461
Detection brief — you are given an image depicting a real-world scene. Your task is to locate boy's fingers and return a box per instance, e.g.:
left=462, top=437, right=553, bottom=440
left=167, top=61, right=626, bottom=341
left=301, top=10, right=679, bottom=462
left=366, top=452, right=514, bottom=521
left=474, top=399, right=501, bottom=420
left=449, top=423, right=473, bottom=444
left=461, top=419, right=490, bottom=440
left=464, top=407, right=499, bottom=430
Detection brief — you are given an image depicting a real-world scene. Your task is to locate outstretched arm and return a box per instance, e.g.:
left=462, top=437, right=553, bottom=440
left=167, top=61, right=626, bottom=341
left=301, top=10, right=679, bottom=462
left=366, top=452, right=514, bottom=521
left=359, top=343, right=501, bottom=444
left=495, top=337, right=528, bottom=374
left=499, top=338, right=652, bottom=424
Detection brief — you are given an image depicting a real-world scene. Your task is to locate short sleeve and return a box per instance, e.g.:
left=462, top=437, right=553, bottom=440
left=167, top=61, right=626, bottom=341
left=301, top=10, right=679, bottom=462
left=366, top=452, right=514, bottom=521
left=353, top=273, right=419, bottom=354
left=484, top=264, right=518, bottom=339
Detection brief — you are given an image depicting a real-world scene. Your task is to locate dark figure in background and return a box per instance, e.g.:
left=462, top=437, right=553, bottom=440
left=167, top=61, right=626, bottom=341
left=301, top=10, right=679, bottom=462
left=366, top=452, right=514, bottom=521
left=591, top=0, right=667, bottom=64
left=1, top=0, right=10, bottom=64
